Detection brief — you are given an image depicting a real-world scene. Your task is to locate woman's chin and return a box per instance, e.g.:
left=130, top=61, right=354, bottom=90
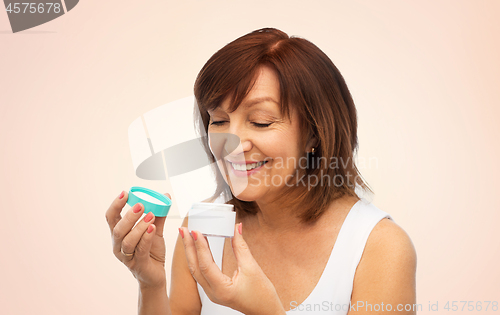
left=234, top=196, right=254, bottom=202
left=230, top=188, right=263, bottom=202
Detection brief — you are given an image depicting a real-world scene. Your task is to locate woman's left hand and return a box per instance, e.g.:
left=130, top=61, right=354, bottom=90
left=179, top=223, right=286, bottom=315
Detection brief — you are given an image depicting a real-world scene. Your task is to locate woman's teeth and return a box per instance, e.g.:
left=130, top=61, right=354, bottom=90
left=230, top=160, right=267, bottom=171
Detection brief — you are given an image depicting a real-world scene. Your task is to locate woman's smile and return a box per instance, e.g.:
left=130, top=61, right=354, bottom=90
left=226, top=159, right=269, bottom=177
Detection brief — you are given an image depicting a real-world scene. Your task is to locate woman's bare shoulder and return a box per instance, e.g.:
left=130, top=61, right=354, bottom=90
left=365, top=218, right=416, bottom=261
left=350, top=218, right=417, bottom=313
left=358, top=218, right=417, bottom=275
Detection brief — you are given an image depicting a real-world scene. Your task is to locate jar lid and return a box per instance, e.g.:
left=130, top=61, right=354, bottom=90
left=127, top=186, right=172, bottom=217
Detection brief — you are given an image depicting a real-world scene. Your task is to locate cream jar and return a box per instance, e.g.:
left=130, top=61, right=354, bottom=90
left=188, top=202, right=236, bottom=238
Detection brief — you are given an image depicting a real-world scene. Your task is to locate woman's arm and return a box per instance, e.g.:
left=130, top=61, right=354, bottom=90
left=136, top=217, right=202, bottom=315
left=348, top=218, right=417, bottom=314
left=139, top=283, right=171, bottom=315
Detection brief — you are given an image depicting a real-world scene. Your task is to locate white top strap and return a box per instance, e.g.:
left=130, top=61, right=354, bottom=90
left=326, top=199, right=393, bottom=313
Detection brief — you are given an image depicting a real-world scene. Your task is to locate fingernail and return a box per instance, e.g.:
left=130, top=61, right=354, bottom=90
left=144, top=212, right=153, bottom=223
left=191, top=231, right=198, bottom=241
left=118, top=191, right=124, bottom=199
left=238, top=223, right=242, bottom=235
left=147, top=225, right=154, bottom=234
left=133, top=203, right=142, bottom=213
left=178, top=228, right=184, bottom=239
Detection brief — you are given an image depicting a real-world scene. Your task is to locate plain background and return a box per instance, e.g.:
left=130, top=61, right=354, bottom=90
left=1, top=1, right=499, bottom=314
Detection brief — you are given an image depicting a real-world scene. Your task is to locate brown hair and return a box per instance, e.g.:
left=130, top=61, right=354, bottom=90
left=194, top=27, right=372, bottom=224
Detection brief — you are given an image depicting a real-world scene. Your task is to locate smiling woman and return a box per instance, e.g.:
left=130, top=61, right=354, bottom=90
left=105, top=27, right=417, bottom=315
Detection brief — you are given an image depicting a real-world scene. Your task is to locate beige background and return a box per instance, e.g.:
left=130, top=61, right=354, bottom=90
left=1, top=0, right=499, bottom=314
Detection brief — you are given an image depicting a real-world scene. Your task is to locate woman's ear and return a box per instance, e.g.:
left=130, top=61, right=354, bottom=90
left=305, top=136, right=318, bottom=152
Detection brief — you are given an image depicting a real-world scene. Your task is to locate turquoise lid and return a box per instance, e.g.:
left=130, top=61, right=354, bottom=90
left=127, top=186, right=172, bottom=217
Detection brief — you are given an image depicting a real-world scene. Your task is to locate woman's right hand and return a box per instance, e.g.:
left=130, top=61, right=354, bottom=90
left=105, top=190, right=171, bottom=290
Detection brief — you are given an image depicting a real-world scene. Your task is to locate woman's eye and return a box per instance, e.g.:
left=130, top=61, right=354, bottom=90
left=209, top=120, right=273, bottom=128
left=253, top=122, right=273, bottom=128
left=210, top=121, right=227, bottom=126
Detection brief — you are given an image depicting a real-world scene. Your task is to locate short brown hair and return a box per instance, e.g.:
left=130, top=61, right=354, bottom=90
left=194, top=27, right=372, bottom=224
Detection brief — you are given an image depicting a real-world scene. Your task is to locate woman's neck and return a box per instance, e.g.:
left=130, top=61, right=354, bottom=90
left=238, top=194, right=359, bottom=237
left=252, top=200, right=306, bottom=233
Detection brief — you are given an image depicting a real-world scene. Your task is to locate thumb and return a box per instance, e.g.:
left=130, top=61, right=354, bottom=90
left=231, top=223, right=257, bottom=268
left=154, top=192, right=172, bottom=236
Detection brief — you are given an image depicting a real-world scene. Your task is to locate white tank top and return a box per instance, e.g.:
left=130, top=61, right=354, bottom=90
left=196, top=198, right=393, bottom=314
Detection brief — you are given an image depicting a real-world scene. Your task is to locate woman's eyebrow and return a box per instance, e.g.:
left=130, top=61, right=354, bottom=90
left=207, top=96, right=279, bottom=115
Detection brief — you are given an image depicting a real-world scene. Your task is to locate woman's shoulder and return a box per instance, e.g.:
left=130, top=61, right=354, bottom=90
left=358, top=197, right=416, bottom=263
left=368, top=217, right=416, bottom=258
left=354, top=207, right=417, bottom=281
left=350, top=210, right=417, bottom=308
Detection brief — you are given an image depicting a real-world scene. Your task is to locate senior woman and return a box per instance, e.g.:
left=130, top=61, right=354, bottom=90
left=106, top=28, right=417, bottom=315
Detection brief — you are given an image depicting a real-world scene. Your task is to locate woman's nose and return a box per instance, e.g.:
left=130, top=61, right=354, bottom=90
left=225, top=125, right=253, bottom=155
left=224, top=137, right=252, bottom=156
left=239, top=139, right=253, bottom=152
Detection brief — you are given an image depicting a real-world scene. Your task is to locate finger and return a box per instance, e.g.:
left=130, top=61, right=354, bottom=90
left=120, top=211, right=156, bottom=261
left=193, top=230, right=231, bottom=289
left=231, top=223, right=258, bottom=269
left=111, top=203, right=144, bottom=258
left=154, top=192, right=171, bottom=236
left=105, top=190, right=129, bottom=233
left=134, top=224, right=157, bottom=264
left=180, top=228, right=211, bottom=290
left=204, top=235, right=211, bottom=252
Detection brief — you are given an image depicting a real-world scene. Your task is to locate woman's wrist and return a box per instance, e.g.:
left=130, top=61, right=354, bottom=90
left=138, top=279, right=167, bottom=292
left=138, top=281, right=170, bottom=315
left=267, top=302, right=286, bottom=315
left=243, top=299, right=286, bottom=315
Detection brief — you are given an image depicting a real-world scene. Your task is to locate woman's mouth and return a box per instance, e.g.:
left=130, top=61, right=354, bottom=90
left=226, top=160, right=269, bottom=177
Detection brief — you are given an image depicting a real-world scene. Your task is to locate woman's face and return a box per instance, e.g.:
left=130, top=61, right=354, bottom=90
left=208, top=65, right=306, bottom=203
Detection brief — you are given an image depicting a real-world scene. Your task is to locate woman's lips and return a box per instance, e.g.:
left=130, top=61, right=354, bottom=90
left=226, top=160, right=269, bottom=177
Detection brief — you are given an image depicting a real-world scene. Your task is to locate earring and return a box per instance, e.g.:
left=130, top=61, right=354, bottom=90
left=307, top=147, right=316, bottom=170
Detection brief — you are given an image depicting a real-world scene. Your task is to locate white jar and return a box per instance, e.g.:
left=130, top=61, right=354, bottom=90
left=187, top=202, right=236, bottom=238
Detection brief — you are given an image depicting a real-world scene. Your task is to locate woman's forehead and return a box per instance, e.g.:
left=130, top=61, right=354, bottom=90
left=208, top=96, right=280, bottom=114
